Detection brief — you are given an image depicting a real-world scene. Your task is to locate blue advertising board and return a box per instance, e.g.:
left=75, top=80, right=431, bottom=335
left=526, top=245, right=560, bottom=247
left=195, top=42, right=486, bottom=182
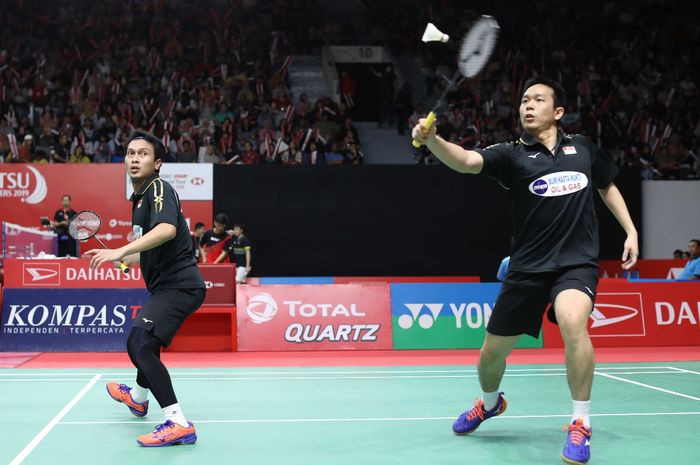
left=0, top=289, right=150, bottom=351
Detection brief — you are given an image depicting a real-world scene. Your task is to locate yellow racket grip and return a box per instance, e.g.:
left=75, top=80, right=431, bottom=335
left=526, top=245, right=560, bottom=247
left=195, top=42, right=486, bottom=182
left=412, top=111, right=437, bottom=147
left=119, top=260, right=130, bottom=274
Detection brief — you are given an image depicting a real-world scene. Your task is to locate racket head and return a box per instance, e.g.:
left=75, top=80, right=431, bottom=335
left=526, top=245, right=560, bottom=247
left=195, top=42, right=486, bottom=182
left=68, top=210, right=103, bottom=241
left=457, top=15, right=500, bottom=78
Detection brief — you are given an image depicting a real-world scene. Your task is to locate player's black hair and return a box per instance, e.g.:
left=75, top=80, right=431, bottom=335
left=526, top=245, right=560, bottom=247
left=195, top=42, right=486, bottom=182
left=522, top=76, right=567, bottom=109
left=233, top=223, right=245, bottom=230
left=127, top=131, right=166, bottom=162
left=690, top=239, right=700, bottom=247
left=214, top=213, right=229, bottom=225
left=194, top=222, right=205, bottom=230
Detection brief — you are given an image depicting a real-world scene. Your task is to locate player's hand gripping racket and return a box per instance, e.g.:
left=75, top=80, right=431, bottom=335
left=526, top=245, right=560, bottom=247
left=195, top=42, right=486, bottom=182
left=68, top=210, right=130, bottom=273
left=412, top=16, right=500, bottom=147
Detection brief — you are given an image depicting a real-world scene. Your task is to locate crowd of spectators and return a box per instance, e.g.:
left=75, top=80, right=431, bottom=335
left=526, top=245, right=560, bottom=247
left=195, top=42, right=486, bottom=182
left=361, top=0, right=699, bottom=178
left=0, top=0, right=364, bottom=166
left=0, top=1, right=698, bottom=176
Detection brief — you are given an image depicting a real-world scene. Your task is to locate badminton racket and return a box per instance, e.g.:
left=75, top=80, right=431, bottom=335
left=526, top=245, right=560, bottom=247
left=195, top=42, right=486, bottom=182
left=68, top=210, right=130, bottom=273
left=412, top=15, right=500, bottom=147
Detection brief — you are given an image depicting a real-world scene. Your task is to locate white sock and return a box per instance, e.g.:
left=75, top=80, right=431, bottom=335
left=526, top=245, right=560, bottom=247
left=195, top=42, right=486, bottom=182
left=572, top=400, right=591, bottom=427
left=482, top=390, right=500, bottom=411
left=130, top=384, right=149, bottom=403
left=162, top=403, right=189, bottom=428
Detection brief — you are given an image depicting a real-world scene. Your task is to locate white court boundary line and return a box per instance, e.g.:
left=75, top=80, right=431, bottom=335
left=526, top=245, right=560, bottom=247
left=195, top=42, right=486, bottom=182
left=595, top=371, right=700, bottom=402
left=57, top=411, right=700, bottom=426
left=0, top=365, right=688, bottom=377
left=0, top=370, right=691, bottom=383
left=9, top=374, right=101, bottom=465
left=667, top=366, right=700, bottom=376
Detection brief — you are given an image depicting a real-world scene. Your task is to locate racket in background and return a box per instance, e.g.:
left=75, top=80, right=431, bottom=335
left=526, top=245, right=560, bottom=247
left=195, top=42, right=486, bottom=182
left=68, top=210, right=130, bottom=274
left=412, top=15, right=500, bottom=147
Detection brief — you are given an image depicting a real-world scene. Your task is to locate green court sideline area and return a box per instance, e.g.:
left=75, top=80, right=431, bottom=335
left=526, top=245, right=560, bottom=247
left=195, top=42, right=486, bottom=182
left=1, top=362, right=699, bottom=465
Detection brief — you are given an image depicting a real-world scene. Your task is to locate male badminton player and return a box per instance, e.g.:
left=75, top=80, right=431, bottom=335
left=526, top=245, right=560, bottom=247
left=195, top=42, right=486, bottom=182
left=413, top=76, right=638, bottom=465
left=85, top=132, right=205, bottom=447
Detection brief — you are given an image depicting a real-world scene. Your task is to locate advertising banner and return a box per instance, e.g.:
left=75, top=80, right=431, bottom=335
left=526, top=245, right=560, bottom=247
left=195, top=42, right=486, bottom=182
left=236, top=284, right=392, bottom=351
left=3, top=259, right=235, bottom=305
left=391, top=283, right=543, bottom=349
left=542, top=280, right=700, bottom=347
left=3, top=259, right=144, bottom=288
left=0, top=164, right=211, bottom=248
left=0, top=289, right=149, bottom=351
left=125, top=163, right=213, bottom=201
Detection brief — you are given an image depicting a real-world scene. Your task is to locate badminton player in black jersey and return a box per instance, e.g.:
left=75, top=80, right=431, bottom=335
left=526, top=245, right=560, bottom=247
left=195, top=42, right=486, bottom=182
left=413, top=76, right=638, bottom=465
left=85, top=132, right=205, bottom=447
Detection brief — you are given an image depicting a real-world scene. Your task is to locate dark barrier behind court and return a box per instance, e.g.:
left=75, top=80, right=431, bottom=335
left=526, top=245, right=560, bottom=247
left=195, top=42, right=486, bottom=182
left=214, top=165, right=641, bottom=281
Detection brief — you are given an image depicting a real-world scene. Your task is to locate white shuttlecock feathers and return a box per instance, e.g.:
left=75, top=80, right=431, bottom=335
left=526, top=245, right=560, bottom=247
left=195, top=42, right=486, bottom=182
left=422, top=23, right=449, bottom=43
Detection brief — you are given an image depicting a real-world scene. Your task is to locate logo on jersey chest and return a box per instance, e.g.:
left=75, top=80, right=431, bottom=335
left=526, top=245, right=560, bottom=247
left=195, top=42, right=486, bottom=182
left=528, top=171, right=588, bottom=197
left=562, top=146, right=577, bottom=155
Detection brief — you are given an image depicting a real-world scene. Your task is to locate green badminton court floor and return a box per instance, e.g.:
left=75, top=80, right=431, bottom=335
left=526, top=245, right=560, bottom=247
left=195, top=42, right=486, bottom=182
left=1, top=362, right=699, bottom=465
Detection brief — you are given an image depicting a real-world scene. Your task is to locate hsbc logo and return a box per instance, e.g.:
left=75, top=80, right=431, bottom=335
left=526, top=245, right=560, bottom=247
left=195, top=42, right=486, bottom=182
left=22, top=263, right=61, bottom=286
left=589, top=293, right=645, bottom=337
left=191, top=177, right=205, bottom=185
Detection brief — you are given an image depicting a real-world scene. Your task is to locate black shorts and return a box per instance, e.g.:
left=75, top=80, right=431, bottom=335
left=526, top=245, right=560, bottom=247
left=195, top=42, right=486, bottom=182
left=133, top=288, right=206, bottom=346
left=487, top=265, right=598, bottom=338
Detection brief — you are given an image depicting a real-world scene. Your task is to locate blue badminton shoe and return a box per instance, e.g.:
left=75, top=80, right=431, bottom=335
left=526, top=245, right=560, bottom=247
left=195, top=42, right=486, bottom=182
left=452, top=392, right=507, bottom=435
left=562, top=418, right=592, bottom=464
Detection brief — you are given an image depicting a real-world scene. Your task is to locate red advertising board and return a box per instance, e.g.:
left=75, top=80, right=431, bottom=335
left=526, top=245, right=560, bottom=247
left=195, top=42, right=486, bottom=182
left=599, top=259, right=687, bottom=279
left=0, top=164, right=211, bottom=248
left=333, top=276, right=481, bottom=284
left=543, top=280, right=700, bottom=347
left=236, top=284, right=392, bottom=351
left=3, top=259, right=235, bottom=305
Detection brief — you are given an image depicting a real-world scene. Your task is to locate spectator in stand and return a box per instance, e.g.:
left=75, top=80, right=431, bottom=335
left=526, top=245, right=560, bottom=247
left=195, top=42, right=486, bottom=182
left=199, top=144, right=223, bottom=164
left=676, top=239, right=700, bottom=280
left=14, top=135, right=35, bottom=163
left=70, top=144, right=91, bottom=163
left=51, top=133, right=71, bottom=163
left=345, top=142, right=364, bottom=164
left=240, top=141, right=261, bottom=165
left=673, top=249, right=684, bottom=259
left=178, top=140, right=197, bottom=163
left=339, top=70, right=357, bottom=109
left=198, top=213, right=232, bottom=264
left=93, top=133, right=114, bottom=163
left=324, top=143, right=344, bottom=165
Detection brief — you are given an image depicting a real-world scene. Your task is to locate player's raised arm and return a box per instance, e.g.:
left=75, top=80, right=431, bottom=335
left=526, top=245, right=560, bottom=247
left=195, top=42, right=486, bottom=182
left=411, top=117, right=484, bottom=174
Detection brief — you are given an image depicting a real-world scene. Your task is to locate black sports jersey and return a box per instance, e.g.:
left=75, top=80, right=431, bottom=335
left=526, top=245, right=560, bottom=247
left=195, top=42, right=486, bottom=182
left=476, top=131, right=618, bottom=272
left=224, top=235, right=251, bottom=267
left=130, top=173, right=205, bottom=292
left=199, top=230, right=232, bottom=263
left=53, top=207, right=76, bottom=235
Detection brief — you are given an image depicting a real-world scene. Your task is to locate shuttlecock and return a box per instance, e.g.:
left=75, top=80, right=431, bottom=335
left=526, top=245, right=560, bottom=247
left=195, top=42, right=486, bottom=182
left=422, top=23, right=449, bottom=43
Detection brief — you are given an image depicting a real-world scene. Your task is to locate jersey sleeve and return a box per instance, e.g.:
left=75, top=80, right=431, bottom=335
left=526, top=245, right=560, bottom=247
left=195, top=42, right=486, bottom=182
left=475, top=142, right=514, bottom=188
left=147, top=178, right=179, bottom=228
left=586, top=137, right=619, bottom=188
left=242, top=236, right=251, bottom=249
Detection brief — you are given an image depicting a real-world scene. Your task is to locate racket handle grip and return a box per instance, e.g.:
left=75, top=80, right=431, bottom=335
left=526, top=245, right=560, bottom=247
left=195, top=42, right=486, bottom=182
left=119, top=261, right=130, bottom=274
left=411, top=112, right=437, bottom=147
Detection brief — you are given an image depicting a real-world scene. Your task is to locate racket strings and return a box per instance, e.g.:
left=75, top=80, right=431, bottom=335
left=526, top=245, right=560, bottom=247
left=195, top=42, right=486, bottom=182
left=68, top=211, right=102, bottom=241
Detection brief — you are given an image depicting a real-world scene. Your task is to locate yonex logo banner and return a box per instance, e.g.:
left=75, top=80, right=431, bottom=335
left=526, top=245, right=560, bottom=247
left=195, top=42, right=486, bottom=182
left=0, top=289, right=149, bottom=351
left=391, top=283, right=543, bottom=349
left=236, top=284, right=392, bottom=351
